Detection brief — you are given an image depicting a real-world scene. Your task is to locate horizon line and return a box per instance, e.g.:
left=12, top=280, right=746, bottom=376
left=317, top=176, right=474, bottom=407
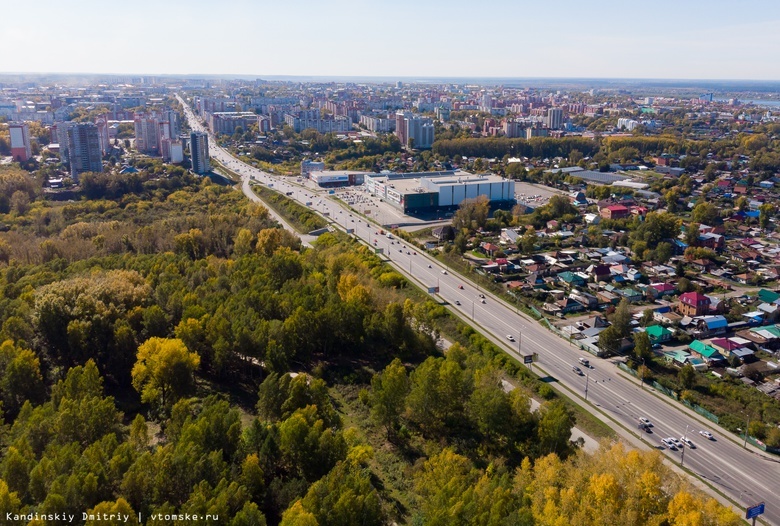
left=1, top=72, right=780, bottom=85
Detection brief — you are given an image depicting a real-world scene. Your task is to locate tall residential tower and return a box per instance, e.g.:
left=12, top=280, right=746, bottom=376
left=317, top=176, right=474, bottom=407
left=67, top=123, right=102, bottom=181
left=190, top=131, right=210, bottom=174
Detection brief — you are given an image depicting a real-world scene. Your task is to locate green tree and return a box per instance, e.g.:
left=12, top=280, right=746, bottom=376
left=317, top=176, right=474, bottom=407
left=759, top=203, right=774, bottom=229
left=598, top=325, right=622, bottom=355
left=296, top=457, right=383, bottom=526
left=691, top=202, right=719, bottom=225
left=0, top=343, right=45, bottom=417
left=612, top=298, right=632, bottom=338
left=678, top=364, right=696, bottom=390
left=521, top=227, right=538, bottom=254
left=537, top=400, right=574, bottom=456
left=633, top=331, right=652, bottom=362
left=131, top=337, right=200, bottom=409
left=370, top=358, right=410, bottom=438
left=653, top=241, right=673, bottom=264
left=452, top=195, right=489, bottom=233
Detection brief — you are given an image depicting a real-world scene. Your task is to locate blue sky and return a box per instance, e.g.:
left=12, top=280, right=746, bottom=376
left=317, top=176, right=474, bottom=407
left=3, top=0, right=779, bottom=80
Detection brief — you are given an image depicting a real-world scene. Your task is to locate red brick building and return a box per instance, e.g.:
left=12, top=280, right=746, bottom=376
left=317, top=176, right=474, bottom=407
left=677, top=291, right=711, bottom=317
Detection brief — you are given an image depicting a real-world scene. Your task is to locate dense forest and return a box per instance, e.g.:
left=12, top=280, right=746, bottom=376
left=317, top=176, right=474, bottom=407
left=0, top=164, right=741, bottom=525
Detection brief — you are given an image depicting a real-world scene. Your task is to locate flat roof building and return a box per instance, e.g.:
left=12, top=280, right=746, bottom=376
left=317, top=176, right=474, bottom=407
left=366, top=171, right=515, bottom=214
left=309, top=171, right=367, bottom=188
left=8, top=122, right=31, bottom=162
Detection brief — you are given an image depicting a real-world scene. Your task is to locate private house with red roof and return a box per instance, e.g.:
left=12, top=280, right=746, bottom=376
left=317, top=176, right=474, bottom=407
left=600, top=204, right=629, bottom=220
left=676, top=291, right=711, bottom=317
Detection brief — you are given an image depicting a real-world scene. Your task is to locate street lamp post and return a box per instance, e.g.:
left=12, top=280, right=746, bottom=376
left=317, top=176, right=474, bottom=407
left=585, top=370, right=590, bottom=401
left=744, top=412, right=751, bottom=449
left=471, top=301, right=475, bottom=321
left=639, top=357, right=646, bottom=389
left=681, top=425, right=689, bottom=468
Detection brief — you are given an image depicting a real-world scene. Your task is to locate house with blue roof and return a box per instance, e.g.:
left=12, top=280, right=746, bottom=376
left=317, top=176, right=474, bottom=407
left=691, top=315, right=728, bottom=337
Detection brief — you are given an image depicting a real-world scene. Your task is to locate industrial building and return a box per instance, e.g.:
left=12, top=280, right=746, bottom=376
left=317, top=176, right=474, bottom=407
left=366, top=171, right=515, bottom=214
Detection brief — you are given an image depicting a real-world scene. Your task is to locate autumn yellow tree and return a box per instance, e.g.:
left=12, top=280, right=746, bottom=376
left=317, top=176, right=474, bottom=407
left=131, top=337, right=200, bottom=409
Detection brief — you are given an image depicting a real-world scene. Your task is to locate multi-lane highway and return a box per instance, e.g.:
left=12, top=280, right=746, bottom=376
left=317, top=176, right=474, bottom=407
left=177, top=95, right=779, bottom=524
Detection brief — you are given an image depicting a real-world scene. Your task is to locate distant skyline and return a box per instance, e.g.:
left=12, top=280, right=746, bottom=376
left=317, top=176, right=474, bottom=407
left=3, top=0, right=780, bottom=81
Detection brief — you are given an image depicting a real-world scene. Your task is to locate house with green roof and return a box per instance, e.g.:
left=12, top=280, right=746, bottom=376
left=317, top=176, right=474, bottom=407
left=557, top=271, right=585, bottom=287
left=688, top=340, right=724, bottom=364
left=758, top=289, right=780, bottom=304
left=646, top=325, right=672, bottom=343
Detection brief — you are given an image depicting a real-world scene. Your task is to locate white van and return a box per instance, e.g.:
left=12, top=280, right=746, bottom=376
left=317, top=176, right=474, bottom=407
left=578, top=357, right=590, bottom=367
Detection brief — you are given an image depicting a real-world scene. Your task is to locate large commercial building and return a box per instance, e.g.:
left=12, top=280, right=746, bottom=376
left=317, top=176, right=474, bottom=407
left=8, top=122, right=31, bottom=162
left=309, top=171, right=367, bottom=188
left=366, top=171, right=515, bottom=214
left=67, top=123, right=102, bottom=181
left=190, top=132, right=210, bottom=174
left=301, top=159, right=326, bottom=175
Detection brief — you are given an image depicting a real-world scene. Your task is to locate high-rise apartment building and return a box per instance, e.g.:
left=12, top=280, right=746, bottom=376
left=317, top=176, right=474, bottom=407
left=95, top=114, right=110, bottom=155
left=395, top=113, right=435, bottom=149
left=406, top=117, right=435, bottom=149
left=134, top=112, right=160, bottom=155
left=395, top=111, right=411, bottom=146
left=8, top=122, right=31, bottom=162
left=190, top=131, right=210, bottom=174
left=546, top=108, right=563, bottom=130
left=67, top=123, right=102, bottom=181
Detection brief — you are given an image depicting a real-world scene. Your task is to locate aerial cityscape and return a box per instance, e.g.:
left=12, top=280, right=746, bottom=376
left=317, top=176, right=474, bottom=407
left=1, top=1, right=780, bottom=525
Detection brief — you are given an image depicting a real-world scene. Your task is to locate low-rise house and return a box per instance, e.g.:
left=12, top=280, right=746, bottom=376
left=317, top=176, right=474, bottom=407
left=646, top=324, right=673, bottom=343
left=692, top=315, right=728, bottom=337
left=587, top=264, right=612, bottom=283
left=758, top=289, right=780, bottom=304
left=499, top=228, right=519, bottom=245
left=570, top=290, right=599, bottom=309
left=617, top=288, right=643, bottom=303
left=742, top=311, right=765, bottom=325
left=690, top=259, right=714, bottom=272
left=677, top=291, right=711, bottom=317
left=648, top=282, right=676, bottom=299
left=688, top=340, right=725, bottom=364
left=557, top=271, right=585, bottom=287
left=733, top=272, right=756, bottom=285
left=600, top=204, right=629, bottom=219
left=597, top=290, right=620, bottom=306
left=480, top=242, right=501, bottom=258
